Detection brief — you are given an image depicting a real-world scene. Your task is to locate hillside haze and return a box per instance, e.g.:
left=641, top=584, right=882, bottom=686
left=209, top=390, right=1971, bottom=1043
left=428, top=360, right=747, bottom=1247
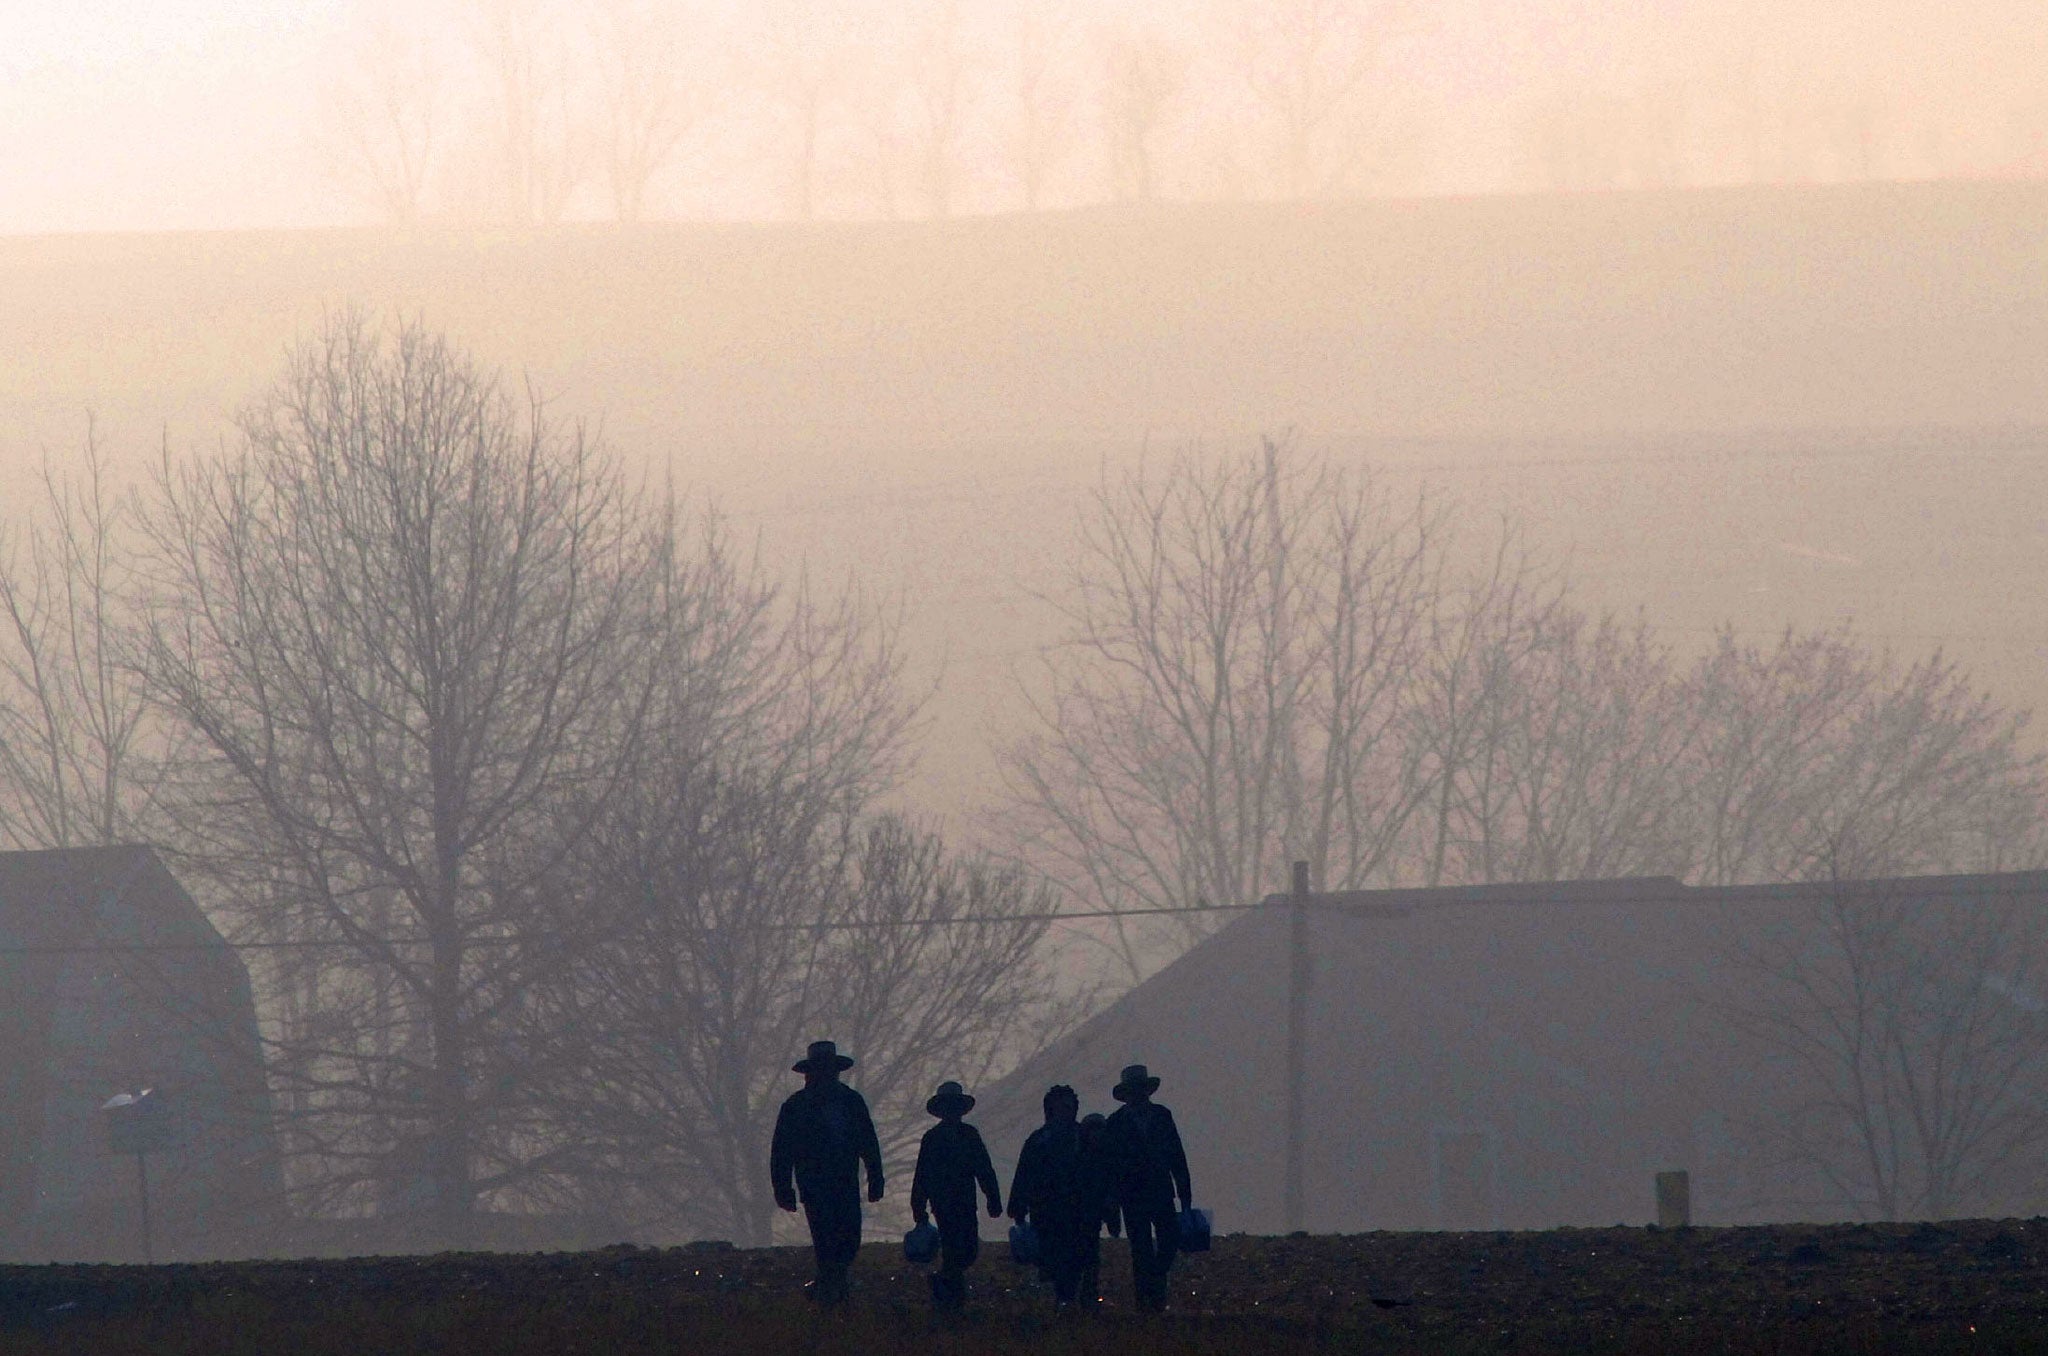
left=7, top=181, right=2047, bottom=836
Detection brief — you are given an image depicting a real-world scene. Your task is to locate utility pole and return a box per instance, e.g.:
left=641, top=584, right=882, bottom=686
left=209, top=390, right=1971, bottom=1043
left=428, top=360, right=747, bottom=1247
left=1285, top=859, right=1310, bottom=1233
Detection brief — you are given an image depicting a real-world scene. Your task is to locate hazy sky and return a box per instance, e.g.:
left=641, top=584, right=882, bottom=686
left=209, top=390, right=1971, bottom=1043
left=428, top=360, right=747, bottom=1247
left=3, top=0, right=2047, bottom=233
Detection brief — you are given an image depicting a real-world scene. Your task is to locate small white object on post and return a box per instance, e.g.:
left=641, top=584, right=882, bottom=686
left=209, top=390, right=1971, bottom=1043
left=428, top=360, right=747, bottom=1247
left=1654, top=1170, right=1690, bottom=1229
left=103, top=1089, right=173, bottom=1263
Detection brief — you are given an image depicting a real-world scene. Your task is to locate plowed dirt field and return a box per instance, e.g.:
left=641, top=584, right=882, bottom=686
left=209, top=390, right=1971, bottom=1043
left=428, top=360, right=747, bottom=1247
left=3, top=1220, right=2045, bottom=1354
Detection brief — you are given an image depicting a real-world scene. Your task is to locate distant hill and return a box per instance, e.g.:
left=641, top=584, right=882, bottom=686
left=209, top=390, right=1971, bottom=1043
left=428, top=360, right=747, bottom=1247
left=4, top=182, right=2047, bottom=831
left=8, top=182, right=2048, bottom=456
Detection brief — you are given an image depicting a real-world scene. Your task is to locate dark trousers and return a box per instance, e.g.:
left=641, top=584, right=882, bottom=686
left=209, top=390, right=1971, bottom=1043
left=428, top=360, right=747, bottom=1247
left=1122, top=1204, right=1180, bottom=1311
left=929, top=1204, right=980, bottom=1308
left=1037, top=1216, right=1102, bottom=1306
left=801, top=1179, right=863, bottom=1301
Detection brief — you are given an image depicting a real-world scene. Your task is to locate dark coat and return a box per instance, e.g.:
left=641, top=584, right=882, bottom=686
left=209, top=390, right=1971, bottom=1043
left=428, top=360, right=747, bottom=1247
left=770, top=1080, right=885, bottom=1205
left=1009, top=1121, right=1116, bottom=1231
left=1103, top=1101, right=1191, bottom=1213
left=911, top=1119, right=1001, bottom=1221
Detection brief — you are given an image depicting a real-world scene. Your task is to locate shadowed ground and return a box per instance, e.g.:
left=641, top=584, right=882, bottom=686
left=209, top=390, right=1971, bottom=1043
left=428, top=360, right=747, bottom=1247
left=0, top=1220, right=2043, bottom=1354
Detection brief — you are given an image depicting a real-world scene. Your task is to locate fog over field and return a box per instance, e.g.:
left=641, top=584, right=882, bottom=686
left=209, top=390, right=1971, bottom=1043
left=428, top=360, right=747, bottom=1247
left=7, top=184, right=2048, bottom=831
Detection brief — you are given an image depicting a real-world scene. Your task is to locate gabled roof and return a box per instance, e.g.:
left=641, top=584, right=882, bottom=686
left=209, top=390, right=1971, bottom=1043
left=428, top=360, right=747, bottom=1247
left=1243, top=868, right=2048, bottom=916
left=0, top=845, right=227, bottom=951
left=982, top=867, right=2048, bottom=1149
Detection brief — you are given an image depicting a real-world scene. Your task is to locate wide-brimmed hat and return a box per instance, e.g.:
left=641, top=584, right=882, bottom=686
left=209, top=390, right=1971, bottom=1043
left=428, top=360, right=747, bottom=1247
left=1112, top=1064, right=1162, bottom=1102
left=926, top=1080, right=976, bottom=1116
left=793, top=1040, right=856, bottom=1074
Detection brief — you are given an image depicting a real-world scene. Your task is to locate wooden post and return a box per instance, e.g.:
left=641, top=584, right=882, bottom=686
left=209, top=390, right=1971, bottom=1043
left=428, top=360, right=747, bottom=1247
left=136, top=1151, right=154, bottom=1263
left=1655, top=1170, right=1690, bottom=1229
left=1285, top=860, right=1310, bottom=1233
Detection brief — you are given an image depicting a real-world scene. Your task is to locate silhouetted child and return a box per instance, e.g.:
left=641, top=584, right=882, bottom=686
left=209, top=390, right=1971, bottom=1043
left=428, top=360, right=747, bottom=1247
left=1075, top=1111, right=1118, bottom=1304
left=911, top=1081, right=1002, bottom=1310
left=1009, top=1088, right=1121, bottom=1310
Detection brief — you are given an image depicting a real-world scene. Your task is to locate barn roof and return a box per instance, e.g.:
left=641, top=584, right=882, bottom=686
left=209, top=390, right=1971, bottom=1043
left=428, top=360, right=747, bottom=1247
left=977, top=867, right=2048, bottom=1231
left=0, top=845, right=228, bottom=952
left=1238, top=868, right=2048, bottom=917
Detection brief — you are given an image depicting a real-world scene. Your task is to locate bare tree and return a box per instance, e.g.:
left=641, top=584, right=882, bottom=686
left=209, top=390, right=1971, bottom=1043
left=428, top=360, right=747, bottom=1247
left=588, top=0, right=710, bottom=222
left=0, top=424, right=176, bottom=848
left=139, top=314, right=663, bottom=1249
left=1004, top=7, right=1081, bottom=211
left=903, top=0, right=973, bottom=219
left=466, top=0, right=589, bottom=225
left=1234, top=0, right=1410, bottom=198
left=1410, top=611, right=2045, bottom=897
left=817, top=824, right=1071, bottom=1212
left=516, top=537, right=1060, bottom=1242
left=754, top=1, right=855, bottom=220
left=517, top=528, right=902, bottom=1241
left=844, top=1, right=974, bottom=222
left=539, top=811, right=1060, bottom=1245
left=313, top=7, right=445, bottom=227
left=999, top=441, right=1443, bottom=980
left=1483, top=611, right=1698, bottom=882
left=1002, top=443, right=2048, bottom=988
left=1681, top=628, right=2047, bottom=886
left=1734, top=865, right=2048, bottom=1220
left=1403, top=527, right=1561, bottom=888
left=1100, top=27, right=1187, bottom=204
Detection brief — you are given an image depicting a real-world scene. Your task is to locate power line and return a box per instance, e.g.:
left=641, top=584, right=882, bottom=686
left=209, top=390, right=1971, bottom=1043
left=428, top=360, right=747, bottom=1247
left=20, top=867, right=2048, bottom=958
left=0, top=901, right=1264, bottom=958
left=24, top=864, right=2048, bottom=962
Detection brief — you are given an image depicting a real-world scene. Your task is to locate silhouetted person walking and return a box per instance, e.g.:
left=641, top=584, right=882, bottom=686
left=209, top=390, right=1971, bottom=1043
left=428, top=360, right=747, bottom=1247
left=1008, top=1086, right=1120, bottom=1310
left=910, top=1081, right=1002, bottom=1311
left=771, top=1040, right=885, bottom=1305
left=1076, top=1112, right=1115, bottom=1303
left=1104, top=1064, right=1191, bottom=1313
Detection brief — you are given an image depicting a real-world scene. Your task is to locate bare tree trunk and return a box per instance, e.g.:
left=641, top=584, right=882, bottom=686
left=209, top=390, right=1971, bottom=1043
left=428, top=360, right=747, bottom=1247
left=590, top=0, right=709, bottom=222
left=468, top=0, right=589, bottom=225
left=312, top=9, right=442, bottom=226
left=906, top=0, right=967, bottom=219
left=1101, top=28, right=1185, bottom=203
left=427, top=843, right=472, bottom=1246
left=758, top=3, right=850, bottom=222
left=1006, top=10, right=1077, bottom=211
left=1234, top=0, right=1409, bottom=198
